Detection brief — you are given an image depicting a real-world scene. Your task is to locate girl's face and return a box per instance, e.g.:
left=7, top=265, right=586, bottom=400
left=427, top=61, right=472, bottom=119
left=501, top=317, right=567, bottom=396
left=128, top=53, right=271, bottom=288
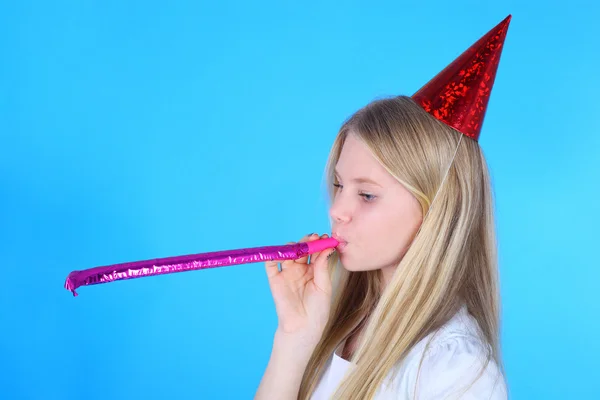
left=330, top=133, right=423, bottom=286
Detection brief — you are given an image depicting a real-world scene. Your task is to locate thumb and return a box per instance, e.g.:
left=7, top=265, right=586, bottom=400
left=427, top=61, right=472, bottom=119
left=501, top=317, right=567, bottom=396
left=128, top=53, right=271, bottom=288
left=312, top=247, right=336, bottom=294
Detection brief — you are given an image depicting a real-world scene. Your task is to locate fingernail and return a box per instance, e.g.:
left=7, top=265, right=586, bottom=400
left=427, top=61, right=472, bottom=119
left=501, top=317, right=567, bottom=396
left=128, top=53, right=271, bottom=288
left=326, top=249, right=336, bottom=260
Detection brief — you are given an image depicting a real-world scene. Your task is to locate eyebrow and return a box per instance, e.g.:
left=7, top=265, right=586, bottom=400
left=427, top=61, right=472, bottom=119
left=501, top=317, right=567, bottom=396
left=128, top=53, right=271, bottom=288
left=334, top=168, right=382, bottom=188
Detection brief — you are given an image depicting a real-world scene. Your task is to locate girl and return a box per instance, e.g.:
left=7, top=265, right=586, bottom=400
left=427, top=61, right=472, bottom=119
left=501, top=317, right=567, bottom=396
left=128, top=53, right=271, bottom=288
left=256, top=16, right=511, bottom=400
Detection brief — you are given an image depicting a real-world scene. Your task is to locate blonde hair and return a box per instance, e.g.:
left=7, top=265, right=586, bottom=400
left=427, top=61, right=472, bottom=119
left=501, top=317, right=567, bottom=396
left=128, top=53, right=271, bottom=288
left=298, top=95, right=504, bottom=399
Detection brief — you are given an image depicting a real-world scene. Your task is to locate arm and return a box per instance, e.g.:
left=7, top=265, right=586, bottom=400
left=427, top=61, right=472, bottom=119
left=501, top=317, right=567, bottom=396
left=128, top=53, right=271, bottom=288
left=254, top=330, right=320, bottom=400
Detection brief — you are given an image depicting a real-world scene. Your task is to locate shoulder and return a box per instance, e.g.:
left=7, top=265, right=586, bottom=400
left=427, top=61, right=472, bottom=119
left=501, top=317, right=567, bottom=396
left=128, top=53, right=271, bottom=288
left=400, top=307, right=507, bottom=399
left=415, top=333, right=507, bottom=399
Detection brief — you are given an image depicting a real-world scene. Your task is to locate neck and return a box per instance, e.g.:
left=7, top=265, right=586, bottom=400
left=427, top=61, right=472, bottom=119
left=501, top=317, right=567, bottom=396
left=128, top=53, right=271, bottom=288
left=379, top=265, right=396, bottom=292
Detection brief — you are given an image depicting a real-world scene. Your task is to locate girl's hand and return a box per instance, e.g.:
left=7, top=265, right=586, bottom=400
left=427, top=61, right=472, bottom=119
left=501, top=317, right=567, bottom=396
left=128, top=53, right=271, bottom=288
left=264, top=233, right=337, bottom=339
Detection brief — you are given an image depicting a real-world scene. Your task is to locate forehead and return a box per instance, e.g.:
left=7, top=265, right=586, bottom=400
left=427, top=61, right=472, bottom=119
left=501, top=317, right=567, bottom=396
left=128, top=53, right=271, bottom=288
left=336, top=134, right=392, bottom=182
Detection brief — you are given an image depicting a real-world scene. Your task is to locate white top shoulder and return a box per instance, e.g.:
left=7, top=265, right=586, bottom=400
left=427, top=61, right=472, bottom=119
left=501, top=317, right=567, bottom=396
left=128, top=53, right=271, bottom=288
left=311, top=305, right=507, bottom=399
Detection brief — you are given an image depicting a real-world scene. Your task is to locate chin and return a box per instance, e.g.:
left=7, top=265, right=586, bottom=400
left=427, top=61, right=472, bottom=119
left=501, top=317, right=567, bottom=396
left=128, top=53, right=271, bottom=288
left=339, top=259, right=368, bottom=273
left=339, top=256, right=391, bottom=274
left=338, top=258, right=355, bottom=271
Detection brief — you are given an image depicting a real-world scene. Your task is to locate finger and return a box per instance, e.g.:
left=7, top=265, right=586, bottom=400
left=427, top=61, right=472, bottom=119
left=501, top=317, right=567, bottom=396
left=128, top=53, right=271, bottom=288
left=296, top=233, right=317, bottom=264
left=310, top=235, right=335, bottom=265
left=280, top=257, right=296, bottom=271
left=265, top=241, right=295, bottom=278
left=310, top=245, right=336, bottom=294
left=265, top=259, right=281, bottom=279
left=308, top=233, right=330, bottom=261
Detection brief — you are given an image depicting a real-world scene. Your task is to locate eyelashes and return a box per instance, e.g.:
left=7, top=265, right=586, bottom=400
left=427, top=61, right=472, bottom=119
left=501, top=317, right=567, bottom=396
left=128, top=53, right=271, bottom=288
left=332, top=183, right=377, bottom=202
left=361, top=193, right=376, bottom=202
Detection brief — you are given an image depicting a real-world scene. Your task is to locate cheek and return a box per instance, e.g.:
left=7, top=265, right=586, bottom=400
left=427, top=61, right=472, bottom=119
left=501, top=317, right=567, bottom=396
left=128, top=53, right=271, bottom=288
left=359, top=207, right=422, bottom=264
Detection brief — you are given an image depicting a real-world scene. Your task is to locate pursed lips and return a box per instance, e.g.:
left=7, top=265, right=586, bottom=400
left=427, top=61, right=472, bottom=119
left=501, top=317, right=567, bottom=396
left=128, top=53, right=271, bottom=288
left=332, top=232, right=348, bottom=252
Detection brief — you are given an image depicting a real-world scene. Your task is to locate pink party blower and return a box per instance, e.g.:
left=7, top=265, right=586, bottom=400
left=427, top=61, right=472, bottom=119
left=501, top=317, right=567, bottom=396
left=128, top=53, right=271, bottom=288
left=64, top=238, right=339, bottom=296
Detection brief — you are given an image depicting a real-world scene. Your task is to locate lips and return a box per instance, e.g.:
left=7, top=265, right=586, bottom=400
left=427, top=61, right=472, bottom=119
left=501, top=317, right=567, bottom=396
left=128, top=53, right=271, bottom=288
left=332, top=232, right=348, bottom=252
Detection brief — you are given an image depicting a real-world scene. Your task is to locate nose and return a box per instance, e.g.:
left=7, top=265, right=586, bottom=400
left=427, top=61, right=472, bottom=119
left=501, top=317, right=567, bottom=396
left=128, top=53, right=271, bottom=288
left=329, top=196, right=351, bottom=223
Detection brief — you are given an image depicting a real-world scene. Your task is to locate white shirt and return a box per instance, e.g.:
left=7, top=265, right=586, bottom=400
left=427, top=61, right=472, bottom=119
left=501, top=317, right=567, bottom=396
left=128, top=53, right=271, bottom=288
left=311, top=305, right=507, bottom=399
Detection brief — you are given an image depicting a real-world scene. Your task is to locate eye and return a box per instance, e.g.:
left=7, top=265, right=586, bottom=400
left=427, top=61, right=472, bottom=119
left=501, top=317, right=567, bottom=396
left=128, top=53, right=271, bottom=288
left=334, top=183, right=376, bottom=202
left=360, top=192, right=377, bottom=202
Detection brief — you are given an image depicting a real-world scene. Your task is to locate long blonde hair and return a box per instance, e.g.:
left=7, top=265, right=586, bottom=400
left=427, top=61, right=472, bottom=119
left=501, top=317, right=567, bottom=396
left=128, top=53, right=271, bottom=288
left=298, top=95, right=503, bottom=399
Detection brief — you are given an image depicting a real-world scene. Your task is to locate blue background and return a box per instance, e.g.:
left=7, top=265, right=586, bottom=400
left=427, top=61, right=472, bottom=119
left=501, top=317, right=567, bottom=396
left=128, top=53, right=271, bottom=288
left=1, top=1, right=598, bottom=399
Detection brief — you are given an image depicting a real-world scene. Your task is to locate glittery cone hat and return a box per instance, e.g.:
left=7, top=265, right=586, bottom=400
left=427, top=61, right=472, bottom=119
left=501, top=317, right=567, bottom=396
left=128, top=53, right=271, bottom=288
left=412, top=15, right=512, bottom=141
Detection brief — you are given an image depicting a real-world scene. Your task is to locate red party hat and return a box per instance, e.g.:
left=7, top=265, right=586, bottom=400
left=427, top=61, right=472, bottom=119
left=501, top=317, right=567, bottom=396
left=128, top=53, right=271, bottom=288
left=412, top=15, right=512, bottom=141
